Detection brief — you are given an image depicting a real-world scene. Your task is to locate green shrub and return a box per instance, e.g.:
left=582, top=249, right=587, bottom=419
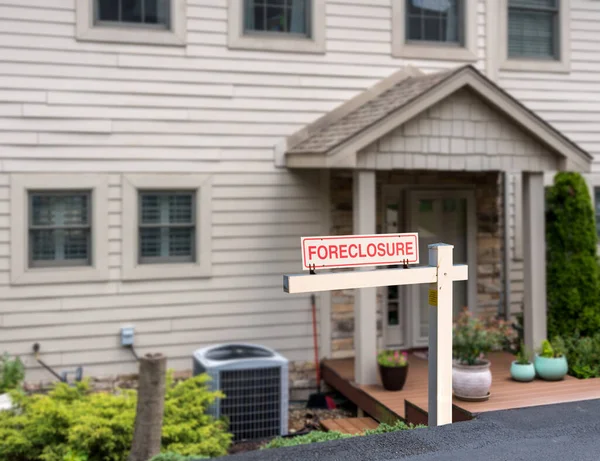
left=0, top=372, right=231, bottom=461
left=546, top=172, right=600, bottom=338
left=262, top=419, right=425, bottom=450
left=559, top=333, right=600, bottom=379
left=0, top=353, right=25, bottom=394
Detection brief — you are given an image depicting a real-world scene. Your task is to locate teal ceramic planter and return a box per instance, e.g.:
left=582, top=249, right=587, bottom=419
left=510, top=361, right=536, bottom=382
left=534, top=354, right=568, bottom=381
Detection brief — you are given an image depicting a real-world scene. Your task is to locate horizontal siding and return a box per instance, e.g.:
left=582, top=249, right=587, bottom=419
left=500, top=1, right=600, bottom=320
left=0, top=0, right=489, bottom=381
left=499, top=0, right=600, bottom=164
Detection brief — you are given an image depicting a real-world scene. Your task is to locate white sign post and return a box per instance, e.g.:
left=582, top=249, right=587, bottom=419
left=283, top=234, right=468, bottom=427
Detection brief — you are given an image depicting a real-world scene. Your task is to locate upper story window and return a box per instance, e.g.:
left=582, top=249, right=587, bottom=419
left=76, top=0, right=186, bottom=46
left=244, top=0, right=310, bottom=37
left=508, top=0, right=558, bottom=59
left=392, top=0, right=477, bottom=62
left=406, top=0, right=463, bottom=46
left=95, top=0, right=171, bottom=29
left=228, top=0, right=325, bottom=53
left=498, top=0, right=570, bottom=72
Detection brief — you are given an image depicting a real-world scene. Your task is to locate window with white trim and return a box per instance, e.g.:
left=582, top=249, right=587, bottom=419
left=392, top=0, right=477, bottom=61
left=29, top=192, right=92, bottom=268
left=508, top=0, right=559, bottom=60
left=122, top=174, right=212, bottom=281
left=138, top=191, right=195, bottom=264
left=228, top=0, right=325, bottom=53
left=76, top=0, right=186, bottom=46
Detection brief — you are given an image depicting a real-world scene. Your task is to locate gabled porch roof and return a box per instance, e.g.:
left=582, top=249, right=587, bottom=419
left=277, top=65, right=592, bottom=172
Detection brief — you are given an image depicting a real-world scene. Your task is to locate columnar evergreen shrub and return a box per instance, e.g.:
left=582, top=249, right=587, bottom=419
left=545, top=172, right=600, bottom=338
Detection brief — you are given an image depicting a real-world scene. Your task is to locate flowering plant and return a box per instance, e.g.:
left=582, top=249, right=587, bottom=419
left=453, top=308, right=517, bottom=365
left=377, top=350, right=408, bottom=368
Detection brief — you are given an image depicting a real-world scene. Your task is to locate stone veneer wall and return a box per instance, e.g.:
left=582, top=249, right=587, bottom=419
left=329, top=170, right=504, bottom=358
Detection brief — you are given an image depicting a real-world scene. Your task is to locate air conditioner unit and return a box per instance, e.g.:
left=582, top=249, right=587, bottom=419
left=192, top=343, right=289, bottom=442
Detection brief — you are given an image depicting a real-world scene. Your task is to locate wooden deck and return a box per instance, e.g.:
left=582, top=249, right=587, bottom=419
left=320, top=417, right=379, bottom=434
left=322, top=351, right=600, bottom=426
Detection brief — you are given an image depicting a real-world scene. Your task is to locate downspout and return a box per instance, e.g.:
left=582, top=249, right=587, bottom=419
left=502, top=172, right=511, bottom=320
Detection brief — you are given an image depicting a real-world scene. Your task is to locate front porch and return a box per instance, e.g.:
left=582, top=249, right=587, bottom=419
left=280, top=64, right=593, bottom=392
left=321, top=352, right=600, bottom=426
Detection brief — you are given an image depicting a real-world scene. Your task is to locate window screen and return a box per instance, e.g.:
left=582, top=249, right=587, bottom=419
left=95, top=0, right=170, bottom=28
left=508, top=0, right=559, bottom=59
left=139, top=191, right=195, bottom=264
left=243, top=0, right=311, bottom=36
left=29, top=192, right=91, bottom=268
left=406, top=0, right=463, bottom=44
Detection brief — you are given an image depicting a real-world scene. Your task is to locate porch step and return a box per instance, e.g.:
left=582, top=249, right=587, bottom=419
left=320, top=417, right=380, bottom=435
left=404, top=397, right=474, bottom=426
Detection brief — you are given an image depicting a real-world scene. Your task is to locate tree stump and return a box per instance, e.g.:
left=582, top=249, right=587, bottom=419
left=128, top=353, right=167, bottom=461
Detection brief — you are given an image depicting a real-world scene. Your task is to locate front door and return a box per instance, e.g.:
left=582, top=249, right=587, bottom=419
left=409, top=190, right=474, bottom=347
left=382, top=189, right=475, bottom=349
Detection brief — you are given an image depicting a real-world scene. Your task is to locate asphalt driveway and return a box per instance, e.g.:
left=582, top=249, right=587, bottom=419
left=223, top=399, right=600, bottom=461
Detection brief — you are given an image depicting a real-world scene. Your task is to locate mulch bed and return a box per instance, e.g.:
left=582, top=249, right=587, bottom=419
left=227, top=401, right=354, bottom=455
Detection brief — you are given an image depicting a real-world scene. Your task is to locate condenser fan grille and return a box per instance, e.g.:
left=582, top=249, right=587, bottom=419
left=220, top=366, right=282, bottom=441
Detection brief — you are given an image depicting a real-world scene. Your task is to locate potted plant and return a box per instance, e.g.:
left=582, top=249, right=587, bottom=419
left=534, top=338, right=568, bottom=381
left=452, top=309, right=515, bottom=401
left=510, top=342, right=535, bottom=382
left=377, top=350, right=409, bottom=391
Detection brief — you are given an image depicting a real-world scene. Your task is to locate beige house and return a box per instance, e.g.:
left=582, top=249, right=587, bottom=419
left=278, top=64, right=591, bottom=384
left=1, top=0, right=600, bottom=391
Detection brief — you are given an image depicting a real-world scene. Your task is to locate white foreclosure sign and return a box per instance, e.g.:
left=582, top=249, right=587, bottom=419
left=301, top=233, right=419, bottom=271
left=284, top=234, right=469, bottom=428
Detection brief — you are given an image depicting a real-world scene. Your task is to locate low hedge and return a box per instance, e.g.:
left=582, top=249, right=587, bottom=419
left=262, top=420, right=425, bottom=450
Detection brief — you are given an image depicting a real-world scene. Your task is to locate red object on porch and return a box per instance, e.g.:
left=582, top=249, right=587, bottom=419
left=307, top=293, right=336, bottom=410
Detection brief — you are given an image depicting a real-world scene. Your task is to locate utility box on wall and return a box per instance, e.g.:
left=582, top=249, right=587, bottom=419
left=192, top=343, right=289, bottom=442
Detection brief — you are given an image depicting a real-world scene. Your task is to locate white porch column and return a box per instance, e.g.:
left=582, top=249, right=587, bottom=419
left=522, top=172, right=547, bottom=353
left=352, top=170, right=378, bottom=385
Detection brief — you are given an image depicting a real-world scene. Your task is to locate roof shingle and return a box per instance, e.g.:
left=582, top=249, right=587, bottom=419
left=287, top=67, right=463, bottom=155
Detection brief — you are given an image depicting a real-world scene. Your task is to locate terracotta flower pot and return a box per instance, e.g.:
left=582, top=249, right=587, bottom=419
left=452, top=360, right=492, bottom=401
left=378, top=363, right=409, bottom=391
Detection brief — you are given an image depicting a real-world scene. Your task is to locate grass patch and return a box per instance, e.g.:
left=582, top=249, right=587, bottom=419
left=262, top=420, right=425, bottom=450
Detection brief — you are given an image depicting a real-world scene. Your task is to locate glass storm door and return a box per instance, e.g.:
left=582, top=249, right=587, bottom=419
left=383, top=200, right=405, bottom=347
left=409, top=190, right=474, bottom=347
